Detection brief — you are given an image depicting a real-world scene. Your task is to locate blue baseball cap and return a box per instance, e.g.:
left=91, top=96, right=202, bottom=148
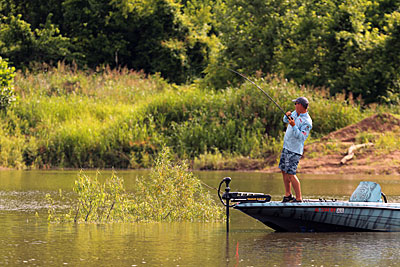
left=292, top=97, right=309, bottom=108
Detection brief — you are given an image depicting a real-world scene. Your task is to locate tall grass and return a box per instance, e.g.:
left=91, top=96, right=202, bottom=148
left=356, top=128, right=400, bottom=153
left=15, top=63, right=169, bottom=103
left=0, top=63, right=379, bottom=169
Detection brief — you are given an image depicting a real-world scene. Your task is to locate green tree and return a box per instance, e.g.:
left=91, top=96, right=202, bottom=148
left=209, top=0, right=400, bottom=104
left=0, top=56, right=15, bottom=111
left=1, top=0, right=217, bottom=83
left=0, top=0, right=64, bottom=29
left=0, top=14, right=72, bottom=69
left=207, top=0, right=290, bottom=84
left=62, top=0, right=216, bottom=83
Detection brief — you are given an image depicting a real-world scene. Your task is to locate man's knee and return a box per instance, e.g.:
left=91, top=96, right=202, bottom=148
left=287, top=174, right=296, bottom=181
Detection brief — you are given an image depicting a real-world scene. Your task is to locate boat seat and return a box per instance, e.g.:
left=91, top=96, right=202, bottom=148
left=349, top=181, right=383, bottom=202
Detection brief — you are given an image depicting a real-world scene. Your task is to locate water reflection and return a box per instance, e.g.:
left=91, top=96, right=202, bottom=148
left=225, top=231, right=400, bottom=266
left=0, top=170, right=399, bottom=266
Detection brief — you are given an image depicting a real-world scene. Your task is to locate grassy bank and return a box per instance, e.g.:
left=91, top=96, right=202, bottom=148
left=1, top=64, right=396, bottom=169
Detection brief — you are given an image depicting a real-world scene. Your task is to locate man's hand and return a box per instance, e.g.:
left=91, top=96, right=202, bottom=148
left=286, top=111, right=295, bottom=126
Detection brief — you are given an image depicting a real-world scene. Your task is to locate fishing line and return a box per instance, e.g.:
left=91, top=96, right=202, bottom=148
left=227, top=68, right=290, bottom=120
left=200, top=179, right=222, bottom=193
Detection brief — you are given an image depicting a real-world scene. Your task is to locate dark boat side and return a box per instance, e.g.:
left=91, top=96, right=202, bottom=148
left=219, top=178, right=400, bottom=232
left=234, top=201, right=400, bottom=232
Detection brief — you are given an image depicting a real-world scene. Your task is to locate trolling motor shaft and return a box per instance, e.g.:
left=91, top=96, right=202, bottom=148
left=218, top=177, right=271, bottom=233
left=222, top=177, right=231, bottom=232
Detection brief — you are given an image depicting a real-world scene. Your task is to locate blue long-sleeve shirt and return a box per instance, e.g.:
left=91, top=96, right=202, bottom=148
left=282, top=111, right=312, bottom=155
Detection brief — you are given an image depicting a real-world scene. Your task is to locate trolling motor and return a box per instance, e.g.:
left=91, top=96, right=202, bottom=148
left=218, top=177, right=271, bottom=232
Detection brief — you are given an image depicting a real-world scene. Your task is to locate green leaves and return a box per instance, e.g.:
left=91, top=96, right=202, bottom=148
left=2, top=0, right=400, bottom=102
left=47, top=170, right=132, bottom=223
left=0, top=0, right=220, bottom=83
left=46, top=148, right=223, bottom=223
left=71, top=171, right=131, bottom=222
left=130, top=147, right=224, bottom=222
left=209, top=0, right=400, bottom=104
left=0, top=14, right=72, bottom=69
left=0, top=57, right=15, bottom=111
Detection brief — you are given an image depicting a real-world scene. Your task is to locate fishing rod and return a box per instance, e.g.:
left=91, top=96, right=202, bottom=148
left=227, top=68, right=290, bottom=120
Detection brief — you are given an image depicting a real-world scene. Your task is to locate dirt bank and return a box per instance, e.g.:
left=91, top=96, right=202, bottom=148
left=263, top=113, right=400, bottom=175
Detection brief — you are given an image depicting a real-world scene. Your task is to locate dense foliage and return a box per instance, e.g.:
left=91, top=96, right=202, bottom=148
left=1, top=1, right=400, bottom=169
left=2, top=0, right=400, bottom=103
left=209, top=0, right=400, bottom=104
left=0, top=64, right=370, bottom=169
left=0, top=0, right=217, bottom=84
left=46, top=148, right=224, bottom=223
left=0, top=56, right=15, bottom=111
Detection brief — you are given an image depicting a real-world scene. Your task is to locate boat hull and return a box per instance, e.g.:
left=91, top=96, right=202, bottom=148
left=234, top=201, right=400, bottom=232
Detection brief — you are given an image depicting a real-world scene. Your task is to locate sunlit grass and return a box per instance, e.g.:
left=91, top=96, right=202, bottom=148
left=0, top=62, right=390, bottom=169
left=15, top=63, right=170, bottom=104
left=375, top=129, right=400, bottom=152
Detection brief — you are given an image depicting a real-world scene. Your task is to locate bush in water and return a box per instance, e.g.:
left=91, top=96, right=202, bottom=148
left=46, top=171, right=132, bottom=223
left=46, top=147, right=224, bottom=223
left=130, top=147, right=223, bottom=222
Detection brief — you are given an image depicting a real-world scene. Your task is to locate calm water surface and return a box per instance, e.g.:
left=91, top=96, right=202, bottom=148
left=0, top=170, right=400, bottom=266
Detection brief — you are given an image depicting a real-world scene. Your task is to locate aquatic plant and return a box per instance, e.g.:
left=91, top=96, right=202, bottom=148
left=46, top=171, right=132, bottom=223
left=46, top=148, right=224, bottom=223
left=130, top=147, right=224, bottom=222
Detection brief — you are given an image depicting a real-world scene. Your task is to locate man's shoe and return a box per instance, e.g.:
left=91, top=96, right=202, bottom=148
left=290, top=199, right=303, bottom=203
left=282, top=195, right=295, bottom=202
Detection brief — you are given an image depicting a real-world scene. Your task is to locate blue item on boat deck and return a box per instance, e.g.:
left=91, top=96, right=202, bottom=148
left=349, top=181, right=382, bottom=202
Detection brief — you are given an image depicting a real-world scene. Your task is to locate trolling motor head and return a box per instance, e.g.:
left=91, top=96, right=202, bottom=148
left=223, top=177, right=231, bottom=187
left=218, top=177, right=271, bottom=206
left=219, top=177, right=234, bottom=205
left=223, top=177, right=231, bottom=198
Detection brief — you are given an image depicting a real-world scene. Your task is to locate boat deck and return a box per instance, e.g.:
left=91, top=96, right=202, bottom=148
left=236, top=200, right=400, bottom=209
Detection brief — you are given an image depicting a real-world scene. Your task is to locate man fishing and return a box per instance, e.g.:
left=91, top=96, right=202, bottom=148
left=227, top=69, right=312, bottom=202
left=280, top=97, right=312, bottom=203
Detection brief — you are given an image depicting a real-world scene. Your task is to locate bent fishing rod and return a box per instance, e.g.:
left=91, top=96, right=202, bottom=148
left=227, top=68, right=291, bottom=120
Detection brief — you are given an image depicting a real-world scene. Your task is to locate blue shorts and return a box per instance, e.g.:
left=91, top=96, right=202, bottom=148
left=278, top=148, right=302, bottom=175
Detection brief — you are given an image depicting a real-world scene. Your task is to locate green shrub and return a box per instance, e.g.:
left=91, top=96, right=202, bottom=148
left=375, top=130, right=400, bottom=152
left=46, top=148, right=224, bottom=223
left=0, top=15, right=72, bottom=70
left=47, top=170, right=132, bottom=223
left=0, top=125, right=25, bottom=169
left=130, top=147, right=224, bottom=222
left=0, top=57, right=16, bottom=111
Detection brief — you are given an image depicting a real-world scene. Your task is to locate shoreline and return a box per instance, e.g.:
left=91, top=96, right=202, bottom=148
left=2, top=163, right=399, bottom=176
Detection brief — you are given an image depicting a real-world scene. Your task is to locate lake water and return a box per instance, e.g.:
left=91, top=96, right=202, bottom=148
left=0, top=170, right=400, bottom=266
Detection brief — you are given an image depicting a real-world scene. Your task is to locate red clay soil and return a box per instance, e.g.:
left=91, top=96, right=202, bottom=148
left=264, top=113, right=400, bottom=175
left=319, top=113, right=400, bottom=142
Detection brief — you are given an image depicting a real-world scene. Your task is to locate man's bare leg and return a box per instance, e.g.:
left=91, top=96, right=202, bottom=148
left=288, top=174, right=302, bottom=200
left=282, top=171, right=292, bottom=196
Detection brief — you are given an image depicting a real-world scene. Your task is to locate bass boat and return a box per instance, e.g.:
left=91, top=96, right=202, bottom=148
left=218, top=177, right=400, bottom=232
